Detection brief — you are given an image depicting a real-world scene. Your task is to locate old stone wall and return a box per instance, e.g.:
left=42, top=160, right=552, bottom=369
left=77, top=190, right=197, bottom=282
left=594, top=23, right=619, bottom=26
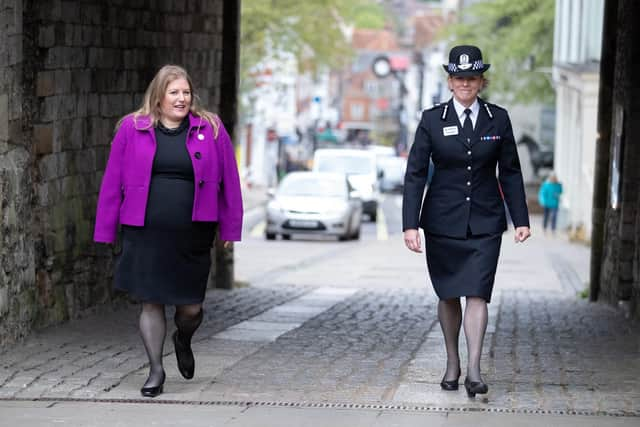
left=0, top=0, right=226, bottom=346
left=599, top=0, right=640, bottom=318
left=0, top=0, right=36, bottom=343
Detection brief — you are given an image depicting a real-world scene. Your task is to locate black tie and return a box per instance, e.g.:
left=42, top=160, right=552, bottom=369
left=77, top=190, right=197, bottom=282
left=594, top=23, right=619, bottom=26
left=463, top=108, right=473, bottom=137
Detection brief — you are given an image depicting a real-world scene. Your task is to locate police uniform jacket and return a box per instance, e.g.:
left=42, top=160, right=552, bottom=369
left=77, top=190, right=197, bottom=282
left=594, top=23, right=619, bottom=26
left=402, top=97, right=529, bottom=238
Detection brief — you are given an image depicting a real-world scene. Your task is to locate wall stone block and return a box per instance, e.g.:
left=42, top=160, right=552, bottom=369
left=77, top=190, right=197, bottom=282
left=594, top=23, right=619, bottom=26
left=36, top=71, right=55, bottom=97
left=34, top=124, right=53, bottom=155
left=44, top=46, right=87, bottom=69
left=0, top=286, right=9, bottom=317
left=0, top=94, right=8, bottom=141
left=38, top=24, right=56, bottom=48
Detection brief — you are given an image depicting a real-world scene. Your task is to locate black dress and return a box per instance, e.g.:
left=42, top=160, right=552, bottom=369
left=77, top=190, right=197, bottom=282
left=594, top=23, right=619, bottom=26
left=114, top=119, right=217, bottom=305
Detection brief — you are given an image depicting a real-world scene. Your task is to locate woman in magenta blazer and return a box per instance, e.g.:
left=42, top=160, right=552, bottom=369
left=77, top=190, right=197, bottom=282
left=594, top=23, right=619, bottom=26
left=94, top=65, right=243, bottom=397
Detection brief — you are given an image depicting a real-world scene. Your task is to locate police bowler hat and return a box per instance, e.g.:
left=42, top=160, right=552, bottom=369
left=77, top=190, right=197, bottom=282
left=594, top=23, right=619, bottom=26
left=443, top=45, right=491, bottom=76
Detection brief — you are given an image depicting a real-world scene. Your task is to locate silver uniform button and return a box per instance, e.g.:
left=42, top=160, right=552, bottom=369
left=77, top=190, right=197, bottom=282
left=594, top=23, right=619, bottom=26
left=467, top=181, right=471, bottom=186
left=467, top=166, right=471, bottom=170
left=466, top=197, right=470, bottom=201
left=467, top=150, right=472, bottom=155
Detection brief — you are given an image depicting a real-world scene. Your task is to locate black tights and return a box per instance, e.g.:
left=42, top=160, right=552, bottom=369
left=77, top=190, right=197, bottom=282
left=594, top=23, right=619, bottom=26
left=139, top=303, right=203, bottom=387
left=438, top=297, right=488, bottom=382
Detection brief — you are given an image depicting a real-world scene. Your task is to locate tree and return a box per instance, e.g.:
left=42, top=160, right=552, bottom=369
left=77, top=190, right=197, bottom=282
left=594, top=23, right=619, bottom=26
left=441, top=0, right=555, bottom=104
left=240, top=0, right=384, bottom=88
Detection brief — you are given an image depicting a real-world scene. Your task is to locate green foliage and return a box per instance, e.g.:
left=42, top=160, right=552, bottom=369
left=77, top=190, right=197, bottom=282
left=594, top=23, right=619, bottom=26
left=240, top=0, right=384, bottom=83
left=440, top=0, right=555, bottom=104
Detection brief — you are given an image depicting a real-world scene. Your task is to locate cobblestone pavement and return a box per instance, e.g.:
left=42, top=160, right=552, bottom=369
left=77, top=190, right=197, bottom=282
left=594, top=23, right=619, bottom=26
left=1, top=285, right=638, bottom=417
left=0, top=286, right=308, bottom=400
left=1, top=210, right=639, bottom=421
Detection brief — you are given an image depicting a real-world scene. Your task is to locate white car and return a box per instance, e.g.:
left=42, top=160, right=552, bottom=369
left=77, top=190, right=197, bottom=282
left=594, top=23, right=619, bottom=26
left=378, top=156, right=407, bottom=193
left=312, top=148, right=380, bottom=221
left=265, top=172, right=363, bottom=241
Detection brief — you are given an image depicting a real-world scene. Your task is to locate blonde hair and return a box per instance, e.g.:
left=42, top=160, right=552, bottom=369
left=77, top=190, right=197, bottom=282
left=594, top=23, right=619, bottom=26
left=118, top=64, right=220, bottom=137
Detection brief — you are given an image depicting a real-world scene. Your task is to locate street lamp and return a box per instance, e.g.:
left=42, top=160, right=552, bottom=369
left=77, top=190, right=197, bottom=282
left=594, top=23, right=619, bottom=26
left=371, top=54, right=408, bottom=153
left=372, top=55, right=392, bottom=78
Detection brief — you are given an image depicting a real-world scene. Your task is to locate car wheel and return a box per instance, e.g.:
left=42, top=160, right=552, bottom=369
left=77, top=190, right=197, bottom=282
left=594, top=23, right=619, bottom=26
left=351, top=227, right=361, bottom=240
left=282, top=234, right=291, bottom=240
left=265, top=232, right=276, bottom=240
left=369, top=211, right=377, bottom=222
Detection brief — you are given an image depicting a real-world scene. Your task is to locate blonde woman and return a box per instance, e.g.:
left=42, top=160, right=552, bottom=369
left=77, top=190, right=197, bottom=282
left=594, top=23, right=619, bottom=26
left=94, top=65, right=243, bottom=397
left=403, top=46, right=530, bottom=398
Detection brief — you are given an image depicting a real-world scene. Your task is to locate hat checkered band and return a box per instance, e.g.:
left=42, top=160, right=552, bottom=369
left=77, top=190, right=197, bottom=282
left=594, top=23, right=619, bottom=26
left=448, top=60, right=485, bottom=73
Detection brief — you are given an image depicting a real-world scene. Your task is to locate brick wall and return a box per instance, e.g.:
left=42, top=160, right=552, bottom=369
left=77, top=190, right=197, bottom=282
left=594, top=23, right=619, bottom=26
left=0, top=0, right=227, bottom=346
left=599, top=0, right=640, bottom=318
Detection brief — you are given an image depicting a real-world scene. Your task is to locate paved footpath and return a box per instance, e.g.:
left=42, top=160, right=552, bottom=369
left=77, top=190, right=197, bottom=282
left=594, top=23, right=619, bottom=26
left=1, top=215, right=639, bottom=425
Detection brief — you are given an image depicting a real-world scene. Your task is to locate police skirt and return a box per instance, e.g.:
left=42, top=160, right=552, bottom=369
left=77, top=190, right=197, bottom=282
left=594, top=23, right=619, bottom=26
left=424, top=231, right=502, bottom=303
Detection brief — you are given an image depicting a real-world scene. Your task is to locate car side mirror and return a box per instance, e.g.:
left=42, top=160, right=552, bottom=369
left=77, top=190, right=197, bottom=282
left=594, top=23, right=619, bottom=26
left=377, top=169, right=384, bottom=179
left=267, top=188, right=276, bottom=198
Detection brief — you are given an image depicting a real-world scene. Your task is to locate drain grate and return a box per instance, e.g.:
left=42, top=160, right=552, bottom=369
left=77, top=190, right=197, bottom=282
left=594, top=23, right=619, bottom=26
left=0, top=397, right=637, bottom=418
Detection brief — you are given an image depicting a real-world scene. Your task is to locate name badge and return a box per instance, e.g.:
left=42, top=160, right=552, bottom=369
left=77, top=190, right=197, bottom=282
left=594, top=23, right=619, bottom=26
left=443, top=126, right=459, bottom=136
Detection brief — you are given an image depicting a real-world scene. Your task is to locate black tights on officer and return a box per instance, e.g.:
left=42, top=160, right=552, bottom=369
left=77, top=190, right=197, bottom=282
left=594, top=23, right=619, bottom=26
left=439, top=297, right=488, bottom=383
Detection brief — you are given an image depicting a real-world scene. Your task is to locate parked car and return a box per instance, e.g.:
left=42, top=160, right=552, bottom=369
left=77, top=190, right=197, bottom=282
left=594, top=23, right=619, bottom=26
left=312, top=148, right=380, bottom=221
left=367, top=144, right=396, bottom=158
left=378, top=156, right=407, bottom=193
left=265, top=172, right=363, bottom=241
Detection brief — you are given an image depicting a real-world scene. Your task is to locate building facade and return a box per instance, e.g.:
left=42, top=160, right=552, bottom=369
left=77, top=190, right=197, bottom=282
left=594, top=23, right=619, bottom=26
left=552, top=0, right=604, bottom=240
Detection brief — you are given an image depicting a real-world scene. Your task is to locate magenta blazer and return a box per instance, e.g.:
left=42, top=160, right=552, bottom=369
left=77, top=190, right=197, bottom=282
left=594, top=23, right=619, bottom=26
left=94, top=112, right=243, bottom=244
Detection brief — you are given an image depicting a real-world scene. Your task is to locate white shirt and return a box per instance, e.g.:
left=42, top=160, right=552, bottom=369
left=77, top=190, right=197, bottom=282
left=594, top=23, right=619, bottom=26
left=452, top=98, right=479, bottom=130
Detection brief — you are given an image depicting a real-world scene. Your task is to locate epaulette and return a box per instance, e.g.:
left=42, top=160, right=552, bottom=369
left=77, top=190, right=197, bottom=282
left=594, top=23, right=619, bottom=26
left=440, top=103, right=449, bottom=120
left=485, top=101, right=506, bottom=112
left=482, top=103, right=494, bottom=119
left=423, top=103, right=441, bottom=112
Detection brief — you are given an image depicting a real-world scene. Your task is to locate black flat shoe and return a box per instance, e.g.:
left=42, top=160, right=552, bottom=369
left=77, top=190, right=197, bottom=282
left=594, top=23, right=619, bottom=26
left=140, top=372, right=165, bottom=398
left=464, top=377, right=488, bottom=398
left=440, top=370, right=461, bottom=391
left=173, top=330, right=195, bottom=379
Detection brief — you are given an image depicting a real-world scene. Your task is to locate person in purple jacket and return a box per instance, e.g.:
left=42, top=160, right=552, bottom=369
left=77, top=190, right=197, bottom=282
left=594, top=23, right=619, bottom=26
left=94, top=64, right=243, bottom=398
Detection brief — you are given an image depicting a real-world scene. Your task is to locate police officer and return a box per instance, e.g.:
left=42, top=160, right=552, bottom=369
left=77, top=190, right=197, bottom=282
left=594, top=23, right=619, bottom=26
left=402, top=45, right=531, bottom=398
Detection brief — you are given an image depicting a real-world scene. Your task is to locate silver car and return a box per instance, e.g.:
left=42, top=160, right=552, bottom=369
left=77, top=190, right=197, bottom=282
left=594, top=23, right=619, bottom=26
left=265, top=172, right=363, bottom=241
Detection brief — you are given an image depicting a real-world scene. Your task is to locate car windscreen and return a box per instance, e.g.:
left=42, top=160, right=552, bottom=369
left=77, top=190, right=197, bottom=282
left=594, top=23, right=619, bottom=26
left=315, top=155, right=373, bottom=175
left=278, top=176, right=346, bottom=197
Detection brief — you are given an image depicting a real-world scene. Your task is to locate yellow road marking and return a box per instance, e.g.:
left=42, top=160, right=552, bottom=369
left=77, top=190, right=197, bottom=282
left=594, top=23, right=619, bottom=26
left=376, top=206, right=388, bottom=241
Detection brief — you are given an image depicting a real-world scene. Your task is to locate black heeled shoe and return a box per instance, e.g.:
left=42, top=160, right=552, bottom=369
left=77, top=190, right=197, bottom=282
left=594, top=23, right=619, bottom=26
left=440, top=369, right=461, bottom=391
left=140, top=371, right=165, bottom=398
left=464, top=377, right=488, bottom=398
left=173, top=330, right=195, bottom=379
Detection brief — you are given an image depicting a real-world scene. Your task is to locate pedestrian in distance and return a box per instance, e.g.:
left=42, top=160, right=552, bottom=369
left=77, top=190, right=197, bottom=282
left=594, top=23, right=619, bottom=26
left=538, top=171, right=562, bottom=234
left=402, top=45, right=531, bottom=398
left=94, top=64, right=243, bottom=398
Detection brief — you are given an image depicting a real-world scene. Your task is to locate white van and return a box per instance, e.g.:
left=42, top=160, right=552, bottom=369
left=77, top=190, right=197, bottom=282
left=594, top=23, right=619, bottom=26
left=312, top=148, right=380, bottom=221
